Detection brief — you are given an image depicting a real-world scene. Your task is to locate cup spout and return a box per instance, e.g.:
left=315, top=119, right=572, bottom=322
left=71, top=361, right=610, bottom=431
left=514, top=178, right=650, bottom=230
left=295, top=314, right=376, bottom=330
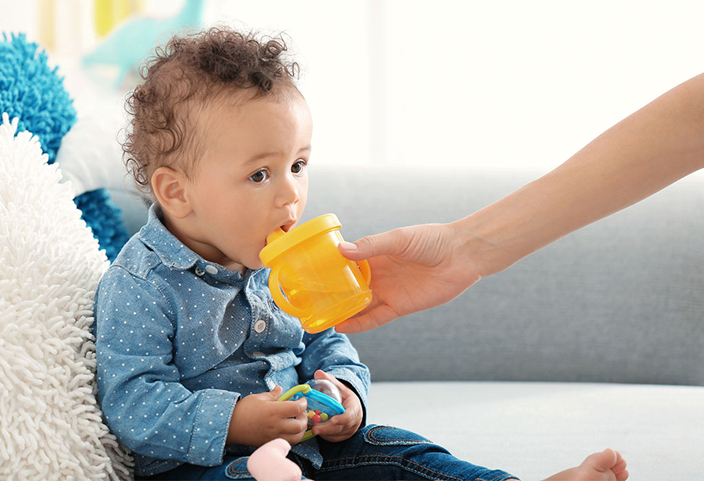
left=266, top=227, right=286, bottom=245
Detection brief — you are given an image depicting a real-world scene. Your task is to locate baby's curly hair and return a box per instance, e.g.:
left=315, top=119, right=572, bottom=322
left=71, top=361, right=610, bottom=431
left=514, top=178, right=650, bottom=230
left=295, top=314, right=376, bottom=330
left=123, top=27, right=300, bottom=197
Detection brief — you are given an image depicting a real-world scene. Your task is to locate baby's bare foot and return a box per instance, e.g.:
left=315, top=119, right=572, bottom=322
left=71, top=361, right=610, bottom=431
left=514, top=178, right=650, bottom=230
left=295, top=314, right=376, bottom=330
left=542, top=448, right=628, bottom=481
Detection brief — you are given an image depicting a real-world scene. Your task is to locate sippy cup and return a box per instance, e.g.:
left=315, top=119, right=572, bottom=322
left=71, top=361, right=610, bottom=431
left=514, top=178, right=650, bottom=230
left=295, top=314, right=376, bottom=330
left=259, top=214, right=372, bottom=333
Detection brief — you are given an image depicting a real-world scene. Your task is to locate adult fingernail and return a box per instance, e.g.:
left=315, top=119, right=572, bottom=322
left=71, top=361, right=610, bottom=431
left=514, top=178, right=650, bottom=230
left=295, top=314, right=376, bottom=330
left=339, top=242, right=357, bottom=251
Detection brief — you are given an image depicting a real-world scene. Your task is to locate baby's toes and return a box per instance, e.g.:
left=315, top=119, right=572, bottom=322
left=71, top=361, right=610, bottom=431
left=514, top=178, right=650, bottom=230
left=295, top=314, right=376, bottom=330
left=611, top=450, right=628, bottom=481
left=615, top=469, right=629, bottom=481
left=585, top=448, right=618, bottom=472
left=612, top=456, right=627, bottom=473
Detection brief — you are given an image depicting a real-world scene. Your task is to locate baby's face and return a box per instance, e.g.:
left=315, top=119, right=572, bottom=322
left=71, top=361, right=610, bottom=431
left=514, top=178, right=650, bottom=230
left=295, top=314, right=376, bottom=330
left=181, top=91, right=313, bottom=271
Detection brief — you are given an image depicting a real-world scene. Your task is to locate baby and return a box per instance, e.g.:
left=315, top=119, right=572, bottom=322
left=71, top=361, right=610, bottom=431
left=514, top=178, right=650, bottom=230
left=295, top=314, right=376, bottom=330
left=94, top=27, right=628, bottom=481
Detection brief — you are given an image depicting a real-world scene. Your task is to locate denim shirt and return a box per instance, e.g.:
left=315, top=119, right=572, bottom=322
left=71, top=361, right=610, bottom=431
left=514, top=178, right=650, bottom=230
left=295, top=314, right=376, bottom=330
left=94, top=206, right=370, bottom=477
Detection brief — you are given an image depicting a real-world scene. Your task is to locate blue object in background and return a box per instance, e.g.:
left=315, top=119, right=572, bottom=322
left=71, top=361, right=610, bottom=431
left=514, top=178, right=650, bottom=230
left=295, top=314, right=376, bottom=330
left=83, top=0, right=205, bottom=87
left=75, top=189, right=130, bottom=262
left=0, top=33, right=129, bottom=261
left=0, top=32, right=75, bottom=164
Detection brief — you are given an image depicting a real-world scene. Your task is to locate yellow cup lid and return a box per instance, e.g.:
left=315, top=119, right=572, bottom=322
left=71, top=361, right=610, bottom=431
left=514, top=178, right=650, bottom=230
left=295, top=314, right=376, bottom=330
left=259, top=213, right=342, bottom=266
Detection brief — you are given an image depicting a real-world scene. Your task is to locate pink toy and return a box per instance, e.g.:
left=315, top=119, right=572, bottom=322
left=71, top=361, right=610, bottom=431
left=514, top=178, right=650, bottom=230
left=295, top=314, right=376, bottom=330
left=247, top=438, right=307, bottom=481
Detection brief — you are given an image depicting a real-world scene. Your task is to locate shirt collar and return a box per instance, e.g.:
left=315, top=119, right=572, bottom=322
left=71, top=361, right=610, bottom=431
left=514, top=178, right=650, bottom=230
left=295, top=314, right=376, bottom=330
left=138, top=205, right=268, bottom=284
left=138, top=205, right=264, bottom=285
left=139, top=204, right=201, bottom=271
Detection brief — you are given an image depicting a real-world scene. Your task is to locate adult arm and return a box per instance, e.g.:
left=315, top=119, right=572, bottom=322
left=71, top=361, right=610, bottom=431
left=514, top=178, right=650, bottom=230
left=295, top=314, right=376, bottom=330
left=338, top=73, right=704, bottom=333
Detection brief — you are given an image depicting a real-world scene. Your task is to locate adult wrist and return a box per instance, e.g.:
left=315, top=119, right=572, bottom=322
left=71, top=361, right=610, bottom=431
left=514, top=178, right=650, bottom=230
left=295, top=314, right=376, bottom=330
left=450, top=208, right=531, bottom=280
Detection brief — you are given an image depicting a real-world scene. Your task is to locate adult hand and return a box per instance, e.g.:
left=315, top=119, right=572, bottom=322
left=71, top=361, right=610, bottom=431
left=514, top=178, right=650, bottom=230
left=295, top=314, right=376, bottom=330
left=310, top=370, right=363, bottom=442
left=227, top=386, right=308, bottom=447
left=337, top=222, right=482, bottom=333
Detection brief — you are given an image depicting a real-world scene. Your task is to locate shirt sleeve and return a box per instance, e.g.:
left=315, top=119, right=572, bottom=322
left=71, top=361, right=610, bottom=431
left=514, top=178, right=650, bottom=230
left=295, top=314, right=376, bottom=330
left=297, top=329, right=371, bottom=426
left=94, top=266, right=238, bottom=466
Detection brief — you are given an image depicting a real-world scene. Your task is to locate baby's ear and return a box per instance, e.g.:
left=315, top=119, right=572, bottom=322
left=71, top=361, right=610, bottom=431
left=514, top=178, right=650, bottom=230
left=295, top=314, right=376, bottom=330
left=151, top=166, right=191, bottom=219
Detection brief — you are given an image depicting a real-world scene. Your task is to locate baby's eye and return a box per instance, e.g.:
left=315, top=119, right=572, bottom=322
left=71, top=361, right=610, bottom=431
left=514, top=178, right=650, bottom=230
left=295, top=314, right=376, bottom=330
left=249, top=170, right=269, bottom=183
left=291, top=159, right=307, bottom=174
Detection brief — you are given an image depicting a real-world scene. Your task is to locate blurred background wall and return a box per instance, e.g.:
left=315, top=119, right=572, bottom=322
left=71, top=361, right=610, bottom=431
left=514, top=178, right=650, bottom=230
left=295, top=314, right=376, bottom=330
left=1, top=0, right=703, bottom=174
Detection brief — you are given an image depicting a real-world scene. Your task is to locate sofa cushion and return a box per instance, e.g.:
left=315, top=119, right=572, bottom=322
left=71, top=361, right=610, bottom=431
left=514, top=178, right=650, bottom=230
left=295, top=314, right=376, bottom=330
left=367, top=381, right=704, bottom=480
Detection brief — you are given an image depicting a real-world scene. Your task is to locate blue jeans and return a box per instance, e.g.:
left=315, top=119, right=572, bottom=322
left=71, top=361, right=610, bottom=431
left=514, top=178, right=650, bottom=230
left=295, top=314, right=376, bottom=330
left=139, top=425, right=519, bottom=481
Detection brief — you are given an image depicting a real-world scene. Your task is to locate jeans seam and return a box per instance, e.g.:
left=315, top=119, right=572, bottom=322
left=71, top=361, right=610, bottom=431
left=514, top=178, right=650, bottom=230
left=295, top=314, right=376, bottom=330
left=365, top=425, right=433, bottom=445
left=477, top=476, right=521, bottom=481
left=226, top=457, right=250, bottom=476
left=319, top=454, right=465, bottom=481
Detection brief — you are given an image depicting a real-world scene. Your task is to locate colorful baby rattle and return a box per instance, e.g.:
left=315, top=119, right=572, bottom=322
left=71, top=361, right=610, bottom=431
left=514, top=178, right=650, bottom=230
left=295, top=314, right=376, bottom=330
left=277, top=379, right=345, bottom=442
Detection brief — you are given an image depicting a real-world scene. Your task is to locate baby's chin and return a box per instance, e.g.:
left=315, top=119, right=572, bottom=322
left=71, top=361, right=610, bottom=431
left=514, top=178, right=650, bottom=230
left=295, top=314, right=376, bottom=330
left=242, top=256, right=265, bottom=271
left=218, top=257, right=250, bottom=273
left=221, top=249, right=265, bottom=272
left=248, top=260, right=265, bottom=271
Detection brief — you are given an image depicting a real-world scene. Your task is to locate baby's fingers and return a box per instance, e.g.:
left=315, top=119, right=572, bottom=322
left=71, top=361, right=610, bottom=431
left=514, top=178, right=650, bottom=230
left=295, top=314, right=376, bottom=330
left=275, top=397, right=308, bottom=419
left=271, top=413, right=308, bottom=445
left=281, top=416, right=309, bottom=435
left=311, top=411, right=350, bottom=435
left=278, top=429, right=307, bottom=446
left=311, top=419, right=345, bottom=438
left=313, top=421, right=356, bottom=443
left=332, top=399, right=361, bottom=428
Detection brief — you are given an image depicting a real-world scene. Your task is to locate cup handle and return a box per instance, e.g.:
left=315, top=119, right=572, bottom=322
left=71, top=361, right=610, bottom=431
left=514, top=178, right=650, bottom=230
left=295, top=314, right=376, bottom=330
left=357, top=259, right=372, bottom=286
left=268, top=266, right=307, bottom=318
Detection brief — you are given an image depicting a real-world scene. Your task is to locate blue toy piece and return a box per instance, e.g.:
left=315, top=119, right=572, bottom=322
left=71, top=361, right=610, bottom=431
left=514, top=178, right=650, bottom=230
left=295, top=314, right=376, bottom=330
left=278, top=379, right=345, bottom=442
left=0, top=33, right=129, bottom=262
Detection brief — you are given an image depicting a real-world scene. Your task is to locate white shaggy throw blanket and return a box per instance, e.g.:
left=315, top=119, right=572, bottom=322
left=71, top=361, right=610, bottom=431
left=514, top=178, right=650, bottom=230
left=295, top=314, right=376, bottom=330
left=0, top=114, right=133, bottom=480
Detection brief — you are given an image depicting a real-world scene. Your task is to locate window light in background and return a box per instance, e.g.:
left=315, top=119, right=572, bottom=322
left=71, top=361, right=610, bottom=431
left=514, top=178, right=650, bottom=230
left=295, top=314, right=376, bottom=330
left=5, top=0, right=704, bottom=172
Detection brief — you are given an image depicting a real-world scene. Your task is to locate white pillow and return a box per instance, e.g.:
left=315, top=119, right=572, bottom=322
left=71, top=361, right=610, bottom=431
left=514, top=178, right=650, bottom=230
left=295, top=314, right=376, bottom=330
left=0, top=113, right=133, bottom=480
left=54, top=109, right=133, bottom=198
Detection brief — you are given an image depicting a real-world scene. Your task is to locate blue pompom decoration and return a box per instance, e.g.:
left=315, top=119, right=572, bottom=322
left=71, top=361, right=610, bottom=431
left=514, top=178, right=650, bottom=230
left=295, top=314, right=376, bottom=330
left=1, top=33, right=129, bottom=261
left=0, top=33, right=76, bottom=163
left=74, top=190, right=130, bottom=262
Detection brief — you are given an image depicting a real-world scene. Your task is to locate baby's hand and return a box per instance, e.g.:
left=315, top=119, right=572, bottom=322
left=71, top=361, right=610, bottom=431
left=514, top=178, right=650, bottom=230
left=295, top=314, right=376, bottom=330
left=310, top=370, right=363, bottom=442
left=228, top=386, right=308, bottom=447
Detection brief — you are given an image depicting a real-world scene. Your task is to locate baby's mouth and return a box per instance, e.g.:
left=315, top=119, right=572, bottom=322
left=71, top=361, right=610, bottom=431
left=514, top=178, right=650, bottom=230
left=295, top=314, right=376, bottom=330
left=281, top=218, right=298, bottom=233
left=264, top=222, right=296, bottom=246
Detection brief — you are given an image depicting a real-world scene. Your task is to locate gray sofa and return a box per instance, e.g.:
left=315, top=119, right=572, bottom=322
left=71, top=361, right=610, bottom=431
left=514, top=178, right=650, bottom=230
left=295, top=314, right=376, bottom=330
left=112, top=166, right=704, bottom=480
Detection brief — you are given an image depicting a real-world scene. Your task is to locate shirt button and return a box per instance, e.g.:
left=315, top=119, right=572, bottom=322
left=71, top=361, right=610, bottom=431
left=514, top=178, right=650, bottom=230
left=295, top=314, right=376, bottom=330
left=252, top=351, right=265, bottom=357
left=254, top=319, right=267, bottom=333
left=205, top=265, right=219, bottom=275
left=194, top=267, right=205, bottom=276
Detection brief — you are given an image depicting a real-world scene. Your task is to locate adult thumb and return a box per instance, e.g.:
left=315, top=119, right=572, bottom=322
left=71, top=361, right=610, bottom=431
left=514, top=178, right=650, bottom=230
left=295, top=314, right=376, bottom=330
left=338, top=230, right=400, bottom=261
